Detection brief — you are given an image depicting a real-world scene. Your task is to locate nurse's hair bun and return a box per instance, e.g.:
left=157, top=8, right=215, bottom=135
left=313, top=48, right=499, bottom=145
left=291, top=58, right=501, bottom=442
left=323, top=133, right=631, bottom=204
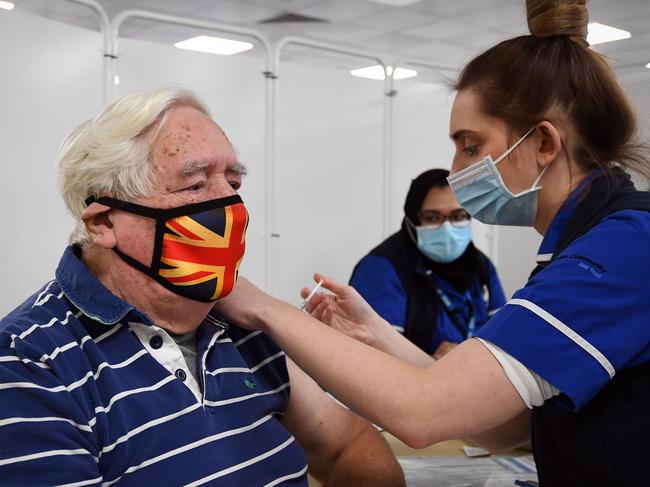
left=526, top=0, right=589, bottom=44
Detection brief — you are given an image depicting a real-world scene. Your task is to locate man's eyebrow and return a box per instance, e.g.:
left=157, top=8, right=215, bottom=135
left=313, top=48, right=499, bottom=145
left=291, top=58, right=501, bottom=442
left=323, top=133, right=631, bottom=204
left=450, top=129, right=479, bottom=141
left=179, top=161, right=210, bottom=178
left=178, top=160, right=248, bottom=178
left=230, top=162, right=248, bottom=178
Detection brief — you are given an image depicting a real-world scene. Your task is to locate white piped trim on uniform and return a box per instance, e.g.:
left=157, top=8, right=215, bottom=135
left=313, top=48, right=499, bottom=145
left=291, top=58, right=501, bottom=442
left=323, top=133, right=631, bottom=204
left=509, top=298, right=615, bottom=378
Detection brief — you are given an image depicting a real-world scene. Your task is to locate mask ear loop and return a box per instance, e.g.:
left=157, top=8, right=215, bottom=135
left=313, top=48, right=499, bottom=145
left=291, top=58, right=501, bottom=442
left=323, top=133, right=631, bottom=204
left=493, top=126, right=537, bottom=166
left=532, top=164, right=549, bottom=190
left=150, top=216, right=167, bottom=277
left=404, top=216, right=419, bottom=245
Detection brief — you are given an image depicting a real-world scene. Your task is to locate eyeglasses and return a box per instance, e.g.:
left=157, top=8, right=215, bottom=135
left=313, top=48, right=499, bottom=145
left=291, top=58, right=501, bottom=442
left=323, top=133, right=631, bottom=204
left=418, top=209, right=471, bottom=229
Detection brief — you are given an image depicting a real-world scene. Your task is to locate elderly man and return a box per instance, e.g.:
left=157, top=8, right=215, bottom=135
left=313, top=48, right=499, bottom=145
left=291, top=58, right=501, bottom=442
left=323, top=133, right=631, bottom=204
left=0, top=87, right=404, bottom=486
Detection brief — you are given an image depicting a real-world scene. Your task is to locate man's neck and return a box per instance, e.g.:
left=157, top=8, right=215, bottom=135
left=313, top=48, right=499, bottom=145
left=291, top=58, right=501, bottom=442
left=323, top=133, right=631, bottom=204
left=82, top=245, right=212, bottom=334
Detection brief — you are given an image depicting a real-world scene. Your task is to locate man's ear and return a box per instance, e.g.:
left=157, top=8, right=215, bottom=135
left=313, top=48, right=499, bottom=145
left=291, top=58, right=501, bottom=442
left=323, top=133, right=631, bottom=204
left=81, top=203, right=117, bottom=249
left=535, top=121, right=563, bottom=168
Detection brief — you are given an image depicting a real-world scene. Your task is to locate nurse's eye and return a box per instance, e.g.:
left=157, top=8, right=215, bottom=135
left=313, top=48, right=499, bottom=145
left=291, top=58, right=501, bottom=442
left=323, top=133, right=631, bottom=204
left=463, top=145, right=479, bottom=157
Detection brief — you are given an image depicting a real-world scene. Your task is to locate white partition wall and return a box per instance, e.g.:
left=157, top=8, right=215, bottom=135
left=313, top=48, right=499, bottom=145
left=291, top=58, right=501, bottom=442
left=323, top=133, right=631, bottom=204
left=0, top=7, right=521, bottom=313
left=9, top=7, right=649, bottom=311
left=273, top=60, right=386, bottom=303
left=0, top=9, right=103, bottom=313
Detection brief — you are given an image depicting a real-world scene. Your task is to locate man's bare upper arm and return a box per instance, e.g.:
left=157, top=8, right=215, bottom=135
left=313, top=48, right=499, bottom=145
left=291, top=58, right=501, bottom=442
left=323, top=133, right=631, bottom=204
left=281, top=358, right=365, bottom=470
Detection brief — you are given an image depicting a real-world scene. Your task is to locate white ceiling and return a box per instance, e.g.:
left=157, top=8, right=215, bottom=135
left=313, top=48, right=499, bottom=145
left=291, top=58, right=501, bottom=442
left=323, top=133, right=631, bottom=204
left=10, top=0, right=650, bottom=79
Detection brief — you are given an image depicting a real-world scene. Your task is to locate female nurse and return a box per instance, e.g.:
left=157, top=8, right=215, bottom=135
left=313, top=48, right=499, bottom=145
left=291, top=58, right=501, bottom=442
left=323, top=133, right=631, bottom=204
left=349, top=169, right=505, bottom=360
left=216, top=0, right=650, bottom=484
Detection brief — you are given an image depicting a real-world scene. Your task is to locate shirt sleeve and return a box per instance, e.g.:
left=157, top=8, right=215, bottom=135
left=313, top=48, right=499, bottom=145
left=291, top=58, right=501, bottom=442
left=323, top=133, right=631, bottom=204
left=476, top=210, right=650, bottom=411
left=350, top=255, right=407, bottom=332
left=0, top=346, right=101, bottom=485
left=477, top=338, right=560, bottom=408
left=486, top=259, right=507, bottom=315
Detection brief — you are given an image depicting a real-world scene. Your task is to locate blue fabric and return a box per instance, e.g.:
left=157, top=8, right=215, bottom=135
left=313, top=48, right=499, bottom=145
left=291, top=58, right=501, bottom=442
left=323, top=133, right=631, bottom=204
left=0, top=246, right=308, bottom=486
left=350, top=254, right=506, bottom=350
left=350, top=255, right=408, bottom=330
left=478, top=206, right=650, bottom=411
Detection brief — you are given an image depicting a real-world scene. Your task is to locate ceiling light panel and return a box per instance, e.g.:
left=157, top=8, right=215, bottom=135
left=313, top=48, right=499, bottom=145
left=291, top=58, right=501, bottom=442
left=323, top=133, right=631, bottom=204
left=174, top=35, right=253, bottom=56
left=350, top=65, right=417, bottom=80
left=587, top=22, right=631, bottom=45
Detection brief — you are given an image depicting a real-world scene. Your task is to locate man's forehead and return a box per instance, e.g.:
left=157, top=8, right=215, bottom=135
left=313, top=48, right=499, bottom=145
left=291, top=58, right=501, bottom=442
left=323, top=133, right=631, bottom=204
left=152, top=108, right=236, bottom=167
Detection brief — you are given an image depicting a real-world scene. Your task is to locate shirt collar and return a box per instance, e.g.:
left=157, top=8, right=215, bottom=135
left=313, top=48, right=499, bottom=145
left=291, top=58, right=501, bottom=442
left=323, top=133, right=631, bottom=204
left=56, top=245, right=151, bottom=326
left=536, top=170, right=600, bottom=264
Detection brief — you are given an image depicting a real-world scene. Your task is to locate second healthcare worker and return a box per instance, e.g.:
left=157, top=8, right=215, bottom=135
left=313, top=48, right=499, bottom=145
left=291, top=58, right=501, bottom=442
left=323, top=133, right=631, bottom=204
left=350, top=169, right=505, bottom=360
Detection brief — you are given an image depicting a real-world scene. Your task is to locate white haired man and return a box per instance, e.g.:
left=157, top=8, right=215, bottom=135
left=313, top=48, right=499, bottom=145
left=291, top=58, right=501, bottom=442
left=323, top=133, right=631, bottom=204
left=0, top=87, right=405, bottom=486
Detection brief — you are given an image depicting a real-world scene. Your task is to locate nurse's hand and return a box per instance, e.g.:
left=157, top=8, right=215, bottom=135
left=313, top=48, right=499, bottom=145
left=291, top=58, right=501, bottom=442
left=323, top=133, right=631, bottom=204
left=213, top=277, right=280, bottom=331
left=300, top=273, right=388, bottom=348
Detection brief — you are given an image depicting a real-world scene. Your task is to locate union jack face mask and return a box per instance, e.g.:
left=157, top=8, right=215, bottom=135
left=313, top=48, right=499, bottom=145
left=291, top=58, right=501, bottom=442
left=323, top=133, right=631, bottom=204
left=85, top=194, right=248, bottom=302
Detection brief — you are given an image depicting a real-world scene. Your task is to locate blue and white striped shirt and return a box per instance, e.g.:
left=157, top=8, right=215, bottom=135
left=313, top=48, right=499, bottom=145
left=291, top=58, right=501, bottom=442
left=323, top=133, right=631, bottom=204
left=0, top=246, right=308, bottom=486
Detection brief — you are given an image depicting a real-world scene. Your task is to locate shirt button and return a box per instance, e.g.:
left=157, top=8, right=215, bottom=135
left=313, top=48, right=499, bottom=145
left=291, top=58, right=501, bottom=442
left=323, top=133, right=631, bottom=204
left=175, top=369, right=187, bottom=381
left=149, top=335, right=163, bottom=349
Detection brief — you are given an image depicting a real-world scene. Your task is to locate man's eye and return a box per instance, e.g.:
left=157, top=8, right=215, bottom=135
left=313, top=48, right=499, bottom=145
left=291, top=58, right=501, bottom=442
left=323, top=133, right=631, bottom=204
left=187, top=182, right=205, bottom=192
left=229, top=181, right=241, bottom=190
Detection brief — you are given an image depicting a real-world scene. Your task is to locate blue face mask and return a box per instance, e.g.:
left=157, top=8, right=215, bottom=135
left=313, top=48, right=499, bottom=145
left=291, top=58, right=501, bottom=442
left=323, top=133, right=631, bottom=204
left=414, top=222, right=473, bottom=263
left=447, top=127, right=547, bottom=227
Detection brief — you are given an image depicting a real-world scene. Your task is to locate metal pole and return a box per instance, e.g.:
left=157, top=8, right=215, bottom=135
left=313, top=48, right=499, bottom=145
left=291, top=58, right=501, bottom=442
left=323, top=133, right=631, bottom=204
left=383, top=69, right=396, bottom=237
left=384, top=59, right=457, bottom=235
left=61, top=0, right=111, bottom=105
left=273, top=36, right=390, bottom=266
left=264, top=62, right=279, bottom=295
left=109, top=10, right=273, bottom=102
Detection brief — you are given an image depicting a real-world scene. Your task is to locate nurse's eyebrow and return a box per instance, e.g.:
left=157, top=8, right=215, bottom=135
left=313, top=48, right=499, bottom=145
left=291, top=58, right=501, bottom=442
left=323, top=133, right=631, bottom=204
left=450, top=129, right=479, bottom=141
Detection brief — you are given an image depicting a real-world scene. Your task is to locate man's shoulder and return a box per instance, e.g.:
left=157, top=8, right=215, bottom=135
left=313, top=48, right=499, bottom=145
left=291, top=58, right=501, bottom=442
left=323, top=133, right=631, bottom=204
left=224, top=322, right=285, bottom=357
left=0, top=279, right=84, bottom=359
left=212, top=316, right=289, bottom=374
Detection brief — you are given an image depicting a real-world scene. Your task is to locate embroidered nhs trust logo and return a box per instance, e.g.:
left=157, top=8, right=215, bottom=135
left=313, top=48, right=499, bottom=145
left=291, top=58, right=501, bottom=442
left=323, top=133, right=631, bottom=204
left=573, top=255, right=606, bottom=279
left=556, top=254, right=606, bottom=279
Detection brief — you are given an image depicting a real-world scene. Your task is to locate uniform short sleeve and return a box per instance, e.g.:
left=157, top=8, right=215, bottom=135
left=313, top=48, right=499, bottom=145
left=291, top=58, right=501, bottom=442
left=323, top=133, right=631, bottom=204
left=350, top=255, right=407, bottom=331
left=476, top=210, right=650, bottom=411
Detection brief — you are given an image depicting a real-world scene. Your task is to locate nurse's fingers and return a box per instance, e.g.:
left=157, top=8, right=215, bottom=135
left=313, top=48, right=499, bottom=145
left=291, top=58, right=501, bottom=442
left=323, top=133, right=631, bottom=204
left=313, top=273, right=348, bottom=296
left=302, top=292, right=327, bottom=314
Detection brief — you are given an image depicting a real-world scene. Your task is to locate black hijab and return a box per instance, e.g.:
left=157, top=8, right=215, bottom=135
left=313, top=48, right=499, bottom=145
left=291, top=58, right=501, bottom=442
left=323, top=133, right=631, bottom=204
left=402, top=169, right=484, bottom=292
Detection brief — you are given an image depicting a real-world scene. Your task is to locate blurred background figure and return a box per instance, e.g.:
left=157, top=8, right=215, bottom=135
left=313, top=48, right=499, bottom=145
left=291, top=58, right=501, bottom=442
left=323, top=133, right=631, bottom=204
left=350, top=169, right=505, bottom=359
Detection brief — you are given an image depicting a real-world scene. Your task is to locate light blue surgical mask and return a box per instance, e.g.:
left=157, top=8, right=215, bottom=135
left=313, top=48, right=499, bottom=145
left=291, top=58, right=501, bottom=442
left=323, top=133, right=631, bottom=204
left=447, top=127, right=547, bottom=227
left=413, top=222, right=473, bottom=263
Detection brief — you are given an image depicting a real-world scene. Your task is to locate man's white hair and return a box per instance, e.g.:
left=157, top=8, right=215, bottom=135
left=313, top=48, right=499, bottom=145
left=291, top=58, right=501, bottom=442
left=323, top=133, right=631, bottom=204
left=58, top=86, right=210, bottom=244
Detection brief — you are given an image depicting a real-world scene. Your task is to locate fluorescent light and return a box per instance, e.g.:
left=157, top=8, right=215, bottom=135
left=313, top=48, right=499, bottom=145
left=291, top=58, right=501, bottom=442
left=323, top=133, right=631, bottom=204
left=587, top=22, right=631, bottom=45
left=0, top=1, right=15, bottom=11
left=646, top=62, right=650, bottom=69
left=350, top=65, right=418, bottom=81
left=175, top=35, right=253, bottom=56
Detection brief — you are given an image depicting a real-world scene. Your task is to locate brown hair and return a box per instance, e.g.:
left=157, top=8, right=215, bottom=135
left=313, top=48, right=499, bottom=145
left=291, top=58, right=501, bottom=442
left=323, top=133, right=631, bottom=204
left=455, top=0, right=649, bottom=180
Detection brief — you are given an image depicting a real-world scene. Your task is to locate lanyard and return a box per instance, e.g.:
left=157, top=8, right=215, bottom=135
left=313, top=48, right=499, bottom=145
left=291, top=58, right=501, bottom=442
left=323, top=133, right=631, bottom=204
left=436, top=288, right=476, bottom=339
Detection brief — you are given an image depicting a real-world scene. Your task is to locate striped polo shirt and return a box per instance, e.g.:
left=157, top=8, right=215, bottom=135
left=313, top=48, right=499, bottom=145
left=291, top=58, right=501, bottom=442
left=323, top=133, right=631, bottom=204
left=0, top=245, right=308, bottom=486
